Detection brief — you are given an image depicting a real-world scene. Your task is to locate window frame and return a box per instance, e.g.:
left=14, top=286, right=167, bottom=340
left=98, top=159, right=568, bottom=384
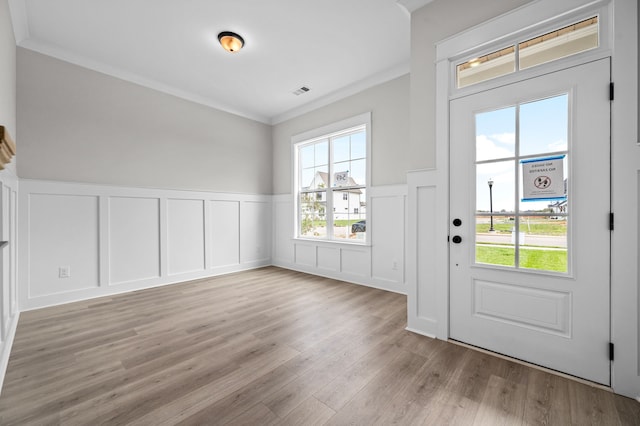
left=448, top=4, right=611, bottom=98
left=292, top=112, right=372, bottom=245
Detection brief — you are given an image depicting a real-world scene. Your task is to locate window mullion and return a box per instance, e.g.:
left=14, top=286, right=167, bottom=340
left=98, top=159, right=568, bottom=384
left=327, top=136, right=334, bottom=240
left=514, top=104, right=521, bottom=269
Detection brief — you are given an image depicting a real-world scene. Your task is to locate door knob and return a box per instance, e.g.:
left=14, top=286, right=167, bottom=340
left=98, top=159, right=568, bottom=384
left=453, top=218, right=462, bottom=227
left=452, top=235, right=462, bottom=244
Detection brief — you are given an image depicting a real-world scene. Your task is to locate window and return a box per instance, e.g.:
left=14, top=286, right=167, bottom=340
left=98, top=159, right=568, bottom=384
left=474, top=94, right=569, bottom=273
left=294, top=113, right=370, bottom=242
left=456, top=16, right=599, bottom=88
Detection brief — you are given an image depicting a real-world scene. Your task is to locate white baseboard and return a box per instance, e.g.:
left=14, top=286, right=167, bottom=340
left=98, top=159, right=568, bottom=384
left=0, top=312, right=19, bottom=396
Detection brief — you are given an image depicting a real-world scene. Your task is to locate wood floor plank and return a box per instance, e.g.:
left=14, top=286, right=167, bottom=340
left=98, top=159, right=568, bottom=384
left=313, top=342, right=405, bottom=411
left=278, top=396, right=336, bottom=426
left=323, top=349, right=429, bottom=425
left=472, top=374, right=527, bottom=426
left=0, top=266, right=636, bottom=425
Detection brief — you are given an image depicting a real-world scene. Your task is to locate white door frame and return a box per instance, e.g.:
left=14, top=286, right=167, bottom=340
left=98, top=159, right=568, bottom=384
left=432, top=0, right=618, bottom=374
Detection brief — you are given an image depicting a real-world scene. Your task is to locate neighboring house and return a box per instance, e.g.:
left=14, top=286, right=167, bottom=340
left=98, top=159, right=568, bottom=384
left=302, top=171, right=366, bottom=221
left=548, top=199, right=567, bottom=215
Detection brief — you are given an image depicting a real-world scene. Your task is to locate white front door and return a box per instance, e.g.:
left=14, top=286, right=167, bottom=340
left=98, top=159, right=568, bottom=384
left=449, top=59, right=611, bottom=385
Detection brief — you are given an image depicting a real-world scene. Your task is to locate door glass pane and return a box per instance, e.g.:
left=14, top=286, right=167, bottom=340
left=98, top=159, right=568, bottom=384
left=457, top=46, right=516, bottom=88
left=476, top=215, right=515, bottom=268
left=519, top=156, right=568, bottom=213
left=476, top=161, right=515, bottom=215
left=476, top=107, right=516, bottom=161
left=520, top=94, right=568, bottom=156
left=474, top=93, right=570, bottom=274
left=518, top=216, right=568, bottom=273
left=519, top=17, right=598, bottom=70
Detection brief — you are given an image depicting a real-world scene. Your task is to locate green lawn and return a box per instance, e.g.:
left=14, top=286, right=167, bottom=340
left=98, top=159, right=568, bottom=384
left=476, top=245, right=567, bottom=272
left=476, top=218, right=567, bottom=236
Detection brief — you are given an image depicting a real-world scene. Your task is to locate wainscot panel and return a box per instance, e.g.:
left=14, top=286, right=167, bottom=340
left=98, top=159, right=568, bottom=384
left=18, top=180, right=272, bottom=311
left=109, top=196, right=161, bottom=285
left=167, top=199, right=205, bottom=276
left=209, top=200, right=240, bottom=268
left=0, top=169, right=19, bottom=394
left=28, top=193, right=100, bottom=296
left=406, top=170, right=441, bottom=338
left=272, top=185, right=407, bottom=294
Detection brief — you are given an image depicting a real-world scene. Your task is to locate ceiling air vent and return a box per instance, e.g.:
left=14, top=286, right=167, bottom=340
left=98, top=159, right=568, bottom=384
left=292, top=86, right=311, bottom=96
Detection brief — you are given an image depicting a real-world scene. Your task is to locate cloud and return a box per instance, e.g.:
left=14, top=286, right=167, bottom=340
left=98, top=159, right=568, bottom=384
left=476, top=134, right=514, bottom=162
left=491, top=132, right=515, bottom=145
left=547, top=139, right=567, bottom=151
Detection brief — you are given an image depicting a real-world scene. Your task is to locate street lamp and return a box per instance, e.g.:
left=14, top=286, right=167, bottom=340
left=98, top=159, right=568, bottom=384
left=488, top=178, right=495, bottom=232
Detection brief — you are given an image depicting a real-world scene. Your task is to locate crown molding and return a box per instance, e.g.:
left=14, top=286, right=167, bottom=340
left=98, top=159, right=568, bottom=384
left=18, top=40, right=272, bottom=124
left=7, top=0, right=29, bottom=43
left=271, top=62, right=409, bottom=125
left=396, top=0, right=434, bottom=14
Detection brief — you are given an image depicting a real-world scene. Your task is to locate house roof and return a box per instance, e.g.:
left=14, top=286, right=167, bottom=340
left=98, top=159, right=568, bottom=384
left=315, top=171, right=362, bottom=194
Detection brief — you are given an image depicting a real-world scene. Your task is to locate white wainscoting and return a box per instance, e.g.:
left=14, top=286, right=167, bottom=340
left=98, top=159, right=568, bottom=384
left=18, top=180, right=272, bottom=311
left=406, top=169, right=448, bottom=338
left=272, top=185, right=407, bottom=294
left=0, top=169, right=19, bottom=393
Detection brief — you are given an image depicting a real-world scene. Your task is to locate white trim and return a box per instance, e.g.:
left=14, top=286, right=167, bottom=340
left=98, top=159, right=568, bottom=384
left=292, top=112, right=372, bottom=245
left=395, top=0, right=433, bottom=15
left=18, top=179, right=272, bottom=311
left=0, top=312, right=19, bottom=396
left=448, top=2, right=611, bottom=98
left=424, top=0, right=640, bottom=396
left=272, top=66, right=409, bottom=125
left=436, top=0, right=609, bottom=63
left=609, top=0, right=640, bottom=400
left=18, top=40, right=272, bottom=125
left=7, top=0, right=28, bottom=44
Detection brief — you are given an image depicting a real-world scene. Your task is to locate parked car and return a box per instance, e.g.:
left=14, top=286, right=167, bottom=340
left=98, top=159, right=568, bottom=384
left=351, top=220, right=366, bottom=233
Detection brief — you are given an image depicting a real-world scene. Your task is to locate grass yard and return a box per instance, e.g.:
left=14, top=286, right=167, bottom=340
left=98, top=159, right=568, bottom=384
left=476, top=217, right=567, bottom=236
left=476, top=245, right=567, bottom=272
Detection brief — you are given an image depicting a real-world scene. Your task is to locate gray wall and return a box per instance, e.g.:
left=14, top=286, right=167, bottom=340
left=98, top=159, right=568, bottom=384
left=17, top=48, right=273, bottom=194
left=409, top=0, right=532, bottom=171
left=0, top=0, right=16, bottom=153
left=272, top=74, right=409, bottom=194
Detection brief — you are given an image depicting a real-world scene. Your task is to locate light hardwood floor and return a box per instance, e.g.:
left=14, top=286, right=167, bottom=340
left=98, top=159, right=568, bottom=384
left=0, top=267, right=638, bottom=425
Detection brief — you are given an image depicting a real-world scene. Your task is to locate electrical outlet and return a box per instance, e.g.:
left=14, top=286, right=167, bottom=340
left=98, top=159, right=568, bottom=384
left=59, top=266, right=71, bottom=278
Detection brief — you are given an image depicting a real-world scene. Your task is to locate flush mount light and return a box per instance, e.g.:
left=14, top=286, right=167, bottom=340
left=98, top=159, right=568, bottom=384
left=218, top=31, right=244, bottom=53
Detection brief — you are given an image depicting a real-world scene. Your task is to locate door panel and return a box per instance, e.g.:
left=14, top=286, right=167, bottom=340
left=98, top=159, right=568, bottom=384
left=450, top=59, right=610, bottom=385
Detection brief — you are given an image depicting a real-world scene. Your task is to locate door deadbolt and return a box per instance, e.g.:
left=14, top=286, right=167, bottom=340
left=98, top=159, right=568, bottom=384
left=452, top=218, right=462, bottom=227
left=452, top=235, right=462, bottom=244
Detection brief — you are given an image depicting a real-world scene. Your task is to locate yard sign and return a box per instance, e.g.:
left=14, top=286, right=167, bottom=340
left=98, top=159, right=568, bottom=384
left=521, top=155, right=566, bottom=201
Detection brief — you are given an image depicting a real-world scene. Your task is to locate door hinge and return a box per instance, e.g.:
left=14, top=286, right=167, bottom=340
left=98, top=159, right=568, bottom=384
left=609, top=82, right=614, bottom=101
left=609, top=212, right=614, bottom=231
left=609, top=342, right=614, bottom=361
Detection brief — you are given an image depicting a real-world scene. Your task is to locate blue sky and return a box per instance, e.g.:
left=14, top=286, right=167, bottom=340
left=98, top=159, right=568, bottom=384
left=475, top=94, right=568, bottom=213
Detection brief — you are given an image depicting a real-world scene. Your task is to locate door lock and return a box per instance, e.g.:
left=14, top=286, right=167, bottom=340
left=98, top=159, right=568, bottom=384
left=452, top=218, right=462, bottom=227
left=452, top=235, right=462, bottom=244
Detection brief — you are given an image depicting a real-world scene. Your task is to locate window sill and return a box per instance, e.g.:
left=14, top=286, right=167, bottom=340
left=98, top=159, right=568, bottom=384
left=293, top=237, right=370, bottom=248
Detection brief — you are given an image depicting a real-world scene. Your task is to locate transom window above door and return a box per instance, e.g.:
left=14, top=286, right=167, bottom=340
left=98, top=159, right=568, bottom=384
left=457, top=16, right=599, bottom=88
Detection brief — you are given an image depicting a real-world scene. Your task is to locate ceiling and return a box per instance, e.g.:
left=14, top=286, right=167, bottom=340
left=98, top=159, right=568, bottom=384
left=8, top=0, right=432, bottom=124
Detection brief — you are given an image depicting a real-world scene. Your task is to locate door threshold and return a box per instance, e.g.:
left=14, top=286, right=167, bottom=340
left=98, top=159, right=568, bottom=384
left=448, top=338, right=612, bottom=393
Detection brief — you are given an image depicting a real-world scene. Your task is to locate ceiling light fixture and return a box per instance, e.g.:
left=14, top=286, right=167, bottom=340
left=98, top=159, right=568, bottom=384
left=218, top=31, right=244, bottom=53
